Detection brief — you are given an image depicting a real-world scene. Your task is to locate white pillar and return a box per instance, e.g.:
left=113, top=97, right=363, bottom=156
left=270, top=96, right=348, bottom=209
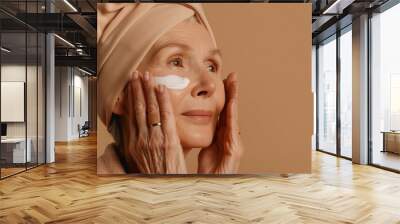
left=352, top=14, right=369, bottom=164
left=46, top=32, right=55, bottom=163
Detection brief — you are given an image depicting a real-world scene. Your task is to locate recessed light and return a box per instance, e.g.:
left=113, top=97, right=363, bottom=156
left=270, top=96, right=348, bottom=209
left=77, top=67, right=93, bottom=76
left=1, top=47, right=11, bottom=53
left=63, top=0, right=78, bottom=12
left=54, top=34, right=75, bottom=48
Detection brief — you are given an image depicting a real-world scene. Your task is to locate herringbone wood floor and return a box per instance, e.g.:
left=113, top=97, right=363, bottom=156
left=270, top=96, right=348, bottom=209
left=1, top=135, right=400, bottom=224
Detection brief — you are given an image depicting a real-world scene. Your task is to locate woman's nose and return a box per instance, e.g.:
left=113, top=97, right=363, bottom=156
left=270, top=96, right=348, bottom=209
left=191, top=71, right=216, bottom=98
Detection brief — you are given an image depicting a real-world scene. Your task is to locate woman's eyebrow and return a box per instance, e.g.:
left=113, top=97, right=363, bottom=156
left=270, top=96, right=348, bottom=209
left=149, top=42, right=222, bottom=60
left=209, top=48, right=222, bottom=58
left=152, top=43, right=190, bottom=56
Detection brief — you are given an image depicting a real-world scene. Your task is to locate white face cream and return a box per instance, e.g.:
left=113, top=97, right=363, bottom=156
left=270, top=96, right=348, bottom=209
left=154, top=74, right=190, bottom=90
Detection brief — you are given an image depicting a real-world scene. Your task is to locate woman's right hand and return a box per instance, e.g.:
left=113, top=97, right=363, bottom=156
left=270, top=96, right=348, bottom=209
left=123, top=70, right=187, bottom=174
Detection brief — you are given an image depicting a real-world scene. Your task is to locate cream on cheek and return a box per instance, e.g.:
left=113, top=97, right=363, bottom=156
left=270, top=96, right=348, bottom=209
left=153, top=74, right=190, bottom=90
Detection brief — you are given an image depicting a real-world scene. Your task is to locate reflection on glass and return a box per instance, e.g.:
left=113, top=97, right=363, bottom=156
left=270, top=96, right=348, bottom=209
left=1, top=31, right=27, bottom=177
left=38, top=33, right=46, bottom=165
left=27, top=31, right=38, bottom=169
left=0, top=1, right=46, bottom=178
left=371, top=3, right=400, bottom=171
left=340, top=28, right=352, bottom=158
left=318, top=36, right=337, bottom=154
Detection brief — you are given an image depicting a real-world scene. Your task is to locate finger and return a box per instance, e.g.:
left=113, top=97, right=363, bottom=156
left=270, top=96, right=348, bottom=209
left=126, top=81, right=140, bottom=164
left=142, top=71, right=162, bottom=129
left=122, top=78, right=140, bottom=169
left=156, top=85, right=187, bottom=173
left=132, top=71, right=148, bottom=137
left=142, top=71, right=165, bottom=173
left=130, top=71, right=153, bottom=173
left=156, top=85, right=180, bottom=146
left=220, top=72, right=236, bottom=129
left=226, top=72, right=238, bottom=100
left=219, top=78, right=229, bottom=129
left=125, top=76, right=138, bottom=138
left=226, top=73, right=239, bottom=133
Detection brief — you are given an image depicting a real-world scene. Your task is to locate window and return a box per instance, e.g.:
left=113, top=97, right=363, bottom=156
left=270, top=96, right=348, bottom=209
left=317, top=35, right=337, bottom=154
left=370, top=2, right=400, bottom=171
left=339, top=27, right=352, bottom=158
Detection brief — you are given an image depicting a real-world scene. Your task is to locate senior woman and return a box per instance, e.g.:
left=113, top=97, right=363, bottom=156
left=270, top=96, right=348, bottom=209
left=97, top=3, right=243, bottom=174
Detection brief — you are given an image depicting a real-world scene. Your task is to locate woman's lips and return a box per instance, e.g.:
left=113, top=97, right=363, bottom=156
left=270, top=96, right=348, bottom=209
left=181, top=110, right=213, bottom=124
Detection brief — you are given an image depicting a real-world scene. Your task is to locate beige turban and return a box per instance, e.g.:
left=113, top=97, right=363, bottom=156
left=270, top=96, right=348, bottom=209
left=97, top=3, right=217, bottom=127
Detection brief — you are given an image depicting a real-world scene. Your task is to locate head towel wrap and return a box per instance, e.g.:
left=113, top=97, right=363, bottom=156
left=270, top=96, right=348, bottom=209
left=97, top=3, right=217, bottom=127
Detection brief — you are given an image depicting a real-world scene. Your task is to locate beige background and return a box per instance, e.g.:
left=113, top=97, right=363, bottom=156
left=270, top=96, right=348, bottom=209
left=97, top=3, right=312, bottom=174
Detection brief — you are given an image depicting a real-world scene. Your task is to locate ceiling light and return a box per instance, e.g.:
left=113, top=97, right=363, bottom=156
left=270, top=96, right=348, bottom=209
left=54, top=34, right=75, bottom=48
left=322, top=0, right=354, bottom=15
left=63, top=0, right=78, bottom=12
left=1, top=47, right=11, bottom=53
left=77, top=67, right=93, bottom=76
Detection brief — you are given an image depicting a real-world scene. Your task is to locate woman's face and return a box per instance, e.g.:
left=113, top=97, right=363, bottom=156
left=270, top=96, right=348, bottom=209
left=138, top=19, right=225, bottom=149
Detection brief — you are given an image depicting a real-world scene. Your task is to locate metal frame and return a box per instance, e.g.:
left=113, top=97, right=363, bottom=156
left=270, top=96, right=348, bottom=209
left=367, top=10, right=373, bottom=166
left=25, top=2, right=28, bottom=172
left=315, top=44, right=319, bottom=151
left=0, top=20, right=2, bottom=179
left=336, top=27, right=341, bottom=158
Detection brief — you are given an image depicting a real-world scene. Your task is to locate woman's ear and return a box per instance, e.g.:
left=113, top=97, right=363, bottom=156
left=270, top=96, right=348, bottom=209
left=112, top=92, right=125, bottom=115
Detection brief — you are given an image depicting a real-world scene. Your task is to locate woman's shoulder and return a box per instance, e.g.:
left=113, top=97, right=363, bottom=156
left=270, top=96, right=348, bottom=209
left=97, top=143, right=126, bottom=175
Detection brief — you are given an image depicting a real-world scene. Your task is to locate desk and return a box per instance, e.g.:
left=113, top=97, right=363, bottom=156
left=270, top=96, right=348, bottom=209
left=381, top=131, right=400, bottom=154
left=1, top=138, right=31, bottom=164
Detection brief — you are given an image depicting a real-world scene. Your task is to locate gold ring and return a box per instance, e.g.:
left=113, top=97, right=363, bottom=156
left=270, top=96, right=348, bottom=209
left=151, top=122, right=162, bottom=127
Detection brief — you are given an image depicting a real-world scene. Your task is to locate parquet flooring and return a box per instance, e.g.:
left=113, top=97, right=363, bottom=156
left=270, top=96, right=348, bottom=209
left=1, top=135, right=400, bottom=223
left=1, top=167, right=26, bottom=178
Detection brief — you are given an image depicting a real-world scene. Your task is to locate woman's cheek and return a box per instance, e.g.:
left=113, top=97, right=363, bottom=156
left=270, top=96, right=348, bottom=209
left=167, top=89, right=186, bottom=114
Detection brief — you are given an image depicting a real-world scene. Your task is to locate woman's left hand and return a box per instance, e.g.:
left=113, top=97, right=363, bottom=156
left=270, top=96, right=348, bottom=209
left=198, top=72, right=244, bottom=174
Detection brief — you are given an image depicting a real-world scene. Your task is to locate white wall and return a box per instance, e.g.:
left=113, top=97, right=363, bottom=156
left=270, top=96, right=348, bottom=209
left=54, top=66, right=89, bottom=141
left=1, top=65, right=26, bottom=137
left=55, top=66, right=69, bottom=141
left=1, top=65, right=37, bottom=138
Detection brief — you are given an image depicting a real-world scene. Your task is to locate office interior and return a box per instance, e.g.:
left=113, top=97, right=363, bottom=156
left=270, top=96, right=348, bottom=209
left=0, top=0, right=96, bottom=179
left=0, top=0, right=399, bottom=222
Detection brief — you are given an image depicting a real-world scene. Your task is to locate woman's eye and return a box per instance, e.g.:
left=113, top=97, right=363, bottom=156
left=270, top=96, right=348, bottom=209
left=169, top=58, right=183, bottom=67
left=207, top=63, right=217, bottom=73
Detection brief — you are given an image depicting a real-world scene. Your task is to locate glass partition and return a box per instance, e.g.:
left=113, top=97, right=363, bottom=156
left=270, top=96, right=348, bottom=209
left=38, top=32, right=45, bottom=165
left=0, top=1, right=46, bottom=179
left=27, top=31, right=38, bottom=169
left=1, top=31, right=28, bottom=177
